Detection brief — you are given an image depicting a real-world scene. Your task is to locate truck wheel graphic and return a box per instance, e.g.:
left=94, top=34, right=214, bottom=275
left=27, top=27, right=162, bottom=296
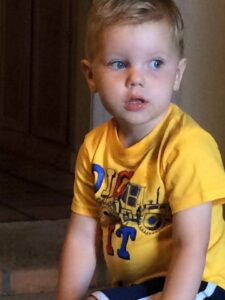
left=138, top=211, right=163, bottom=234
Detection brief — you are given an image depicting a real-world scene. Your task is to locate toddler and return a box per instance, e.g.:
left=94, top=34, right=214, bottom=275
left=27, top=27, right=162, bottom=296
left=57, top=1, right=225, bottom=299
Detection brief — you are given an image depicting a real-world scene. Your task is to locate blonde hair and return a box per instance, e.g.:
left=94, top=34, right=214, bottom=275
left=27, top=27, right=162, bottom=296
left=85, top=0, right=184, bottom=59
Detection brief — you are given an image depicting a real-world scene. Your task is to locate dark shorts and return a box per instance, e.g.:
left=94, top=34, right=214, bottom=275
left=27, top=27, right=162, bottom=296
left=90, top=277, right=225, bottom=300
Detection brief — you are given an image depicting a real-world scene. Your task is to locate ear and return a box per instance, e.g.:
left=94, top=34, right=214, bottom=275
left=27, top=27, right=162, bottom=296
left=81, top=59, right=97, bottom=93
left=173, top=58, right=187, bottom=91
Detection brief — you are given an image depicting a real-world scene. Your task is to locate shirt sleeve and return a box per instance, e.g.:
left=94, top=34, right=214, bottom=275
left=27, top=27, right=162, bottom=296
left=71, top=141, right=99, bottom=218
left=163, top=128, right=225, bottom=214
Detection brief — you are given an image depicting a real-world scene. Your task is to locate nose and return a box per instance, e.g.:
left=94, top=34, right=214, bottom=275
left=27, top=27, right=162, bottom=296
left=126, top=67, right=145, bottom=88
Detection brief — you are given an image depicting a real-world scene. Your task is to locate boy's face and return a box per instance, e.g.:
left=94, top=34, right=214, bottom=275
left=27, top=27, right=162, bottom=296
left=83, top=20, right=186, bottom=135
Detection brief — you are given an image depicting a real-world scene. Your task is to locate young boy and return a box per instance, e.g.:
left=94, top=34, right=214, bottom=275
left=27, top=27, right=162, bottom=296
left=57, top=0, right=225, bottom=299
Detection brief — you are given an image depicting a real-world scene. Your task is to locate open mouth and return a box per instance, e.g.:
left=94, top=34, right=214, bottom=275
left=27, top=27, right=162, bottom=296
left=125, top=97, right=147, bottom=111
left=129, top=98, right=146, bottom=104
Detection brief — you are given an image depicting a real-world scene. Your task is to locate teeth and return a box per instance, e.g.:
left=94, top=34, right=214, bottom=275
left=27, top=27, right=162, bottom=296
left=130, top=98, right=144, bottom=103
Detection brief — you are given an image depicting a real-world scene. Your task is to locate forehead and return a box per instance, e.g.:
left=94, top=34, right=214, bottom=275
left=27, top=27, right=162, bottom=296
left=97, top=20, right=178, bottom=58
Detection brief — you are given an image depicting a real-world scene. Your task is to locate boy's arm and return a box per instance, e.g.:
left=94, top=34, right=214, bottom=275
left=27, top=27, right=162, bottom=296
left=57, top=212, right=98, bottom=300
left=161, top=202, right=212, bottom=300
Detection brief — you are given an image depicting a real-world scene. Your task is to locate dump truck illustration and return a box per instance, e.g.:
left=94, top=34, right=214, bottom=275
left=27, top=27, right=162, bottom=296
left=99, top=183, right=172, bottom=234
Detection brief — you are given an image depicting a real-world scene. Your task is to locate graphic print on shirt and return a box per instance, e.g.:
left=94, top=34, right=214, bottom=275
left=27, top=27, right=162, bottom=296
left=92, top=164, right=172, bottom=259
left=93, top=164, right=172, bottom=232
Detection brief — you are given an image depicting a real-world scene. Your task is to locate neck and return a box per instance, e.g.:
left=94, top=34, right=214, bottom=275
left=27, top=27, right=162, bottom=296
left=115, top=109, right=170, bottom=147
left=116, top=122, right=153, bottom=147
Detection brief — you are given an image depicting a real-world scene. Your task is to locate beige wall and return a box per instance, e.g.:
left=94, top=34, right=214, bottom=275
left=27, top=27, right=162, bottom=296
left=179, top=1, right=225, bottom=161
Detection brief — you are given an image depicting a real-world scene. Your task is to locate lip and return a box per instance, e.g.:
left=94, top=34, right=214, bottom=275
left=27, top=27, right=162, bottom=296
left=124, top=95, right=148, bottom=112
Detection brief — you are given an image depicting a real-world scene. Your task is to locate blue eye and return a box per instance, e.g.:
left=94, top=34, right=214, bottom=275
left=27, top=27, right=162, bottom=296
left=110, top=61, right=126, bottom=70
left=149, top=59, right=163, bottom=70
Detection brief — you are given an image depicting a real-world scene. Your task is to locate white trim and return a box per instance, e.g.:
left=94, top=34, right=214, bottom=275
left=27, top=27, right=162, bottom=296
left=90, top=291, right=110, bottom=300
left=138, top=293, right=163, bottom=300
left=196, top=282, right=217, bottom=300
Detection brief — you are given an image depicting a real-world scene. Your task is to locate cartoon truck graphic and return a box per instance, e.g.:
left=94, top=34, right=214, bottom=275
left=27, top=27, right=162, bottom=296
left=100, top=183, right=172, bottom=233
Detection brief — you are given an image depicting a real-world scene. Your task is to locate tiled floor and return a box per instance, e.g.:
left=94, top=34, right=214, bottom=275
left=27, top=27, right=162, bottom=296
left=0, top=171, right=71, bottom=222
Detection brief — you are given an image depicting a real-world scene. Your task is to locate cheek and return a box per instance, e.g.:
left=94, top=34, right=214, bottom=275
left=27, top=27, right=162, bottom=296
left=149, top=76, right=175, bottom=102
left=159, top=72, right=178, bottom=92
left=97, top=75, right=123, bottom=96
left=94, top=80, right=114, bottom=105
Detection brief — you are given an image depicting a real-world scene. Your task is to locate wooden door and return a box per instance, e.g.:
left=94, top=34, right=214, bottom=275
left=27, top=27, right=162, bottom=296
left=0, top=0, right=91, bottom=193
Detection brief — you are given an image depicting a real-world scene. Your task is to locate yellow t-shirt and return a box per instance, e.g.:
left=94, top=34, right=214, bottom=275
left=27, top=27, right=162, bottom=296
left=72, top=104, right=225, bottom=289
